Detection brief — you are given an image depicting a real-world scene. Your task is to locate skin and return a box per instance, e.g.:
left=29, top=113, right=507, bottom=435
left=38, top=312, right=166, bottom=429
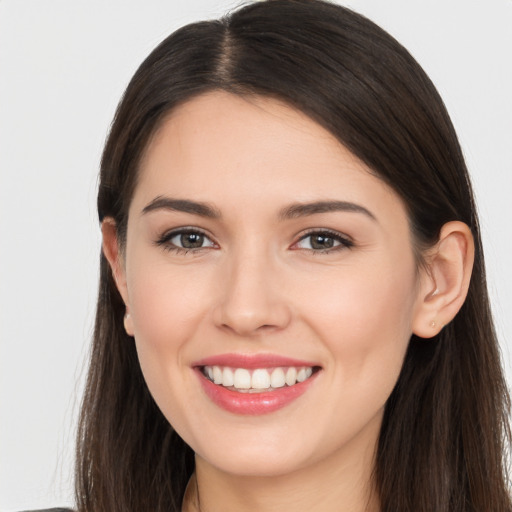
left=103, top=91, right=474, bottom=512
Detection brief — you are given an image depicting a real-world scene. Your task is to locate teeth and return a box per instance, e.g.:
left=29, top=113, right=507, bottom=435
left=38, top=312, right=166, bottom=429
left=203, top=365, right=315, bottom=390
left=270, top=368, right=285, bottom=388
left=234, top=368, right=251, bottom=389
left=213, top=366, right=223, bottom=384
left=252, top=368, right=271, bottom=389
left=222, top=367, right=234, bottom=387
left=285, top=367, right=297, bottom=386
left=297, top=367, right=313, bottom=382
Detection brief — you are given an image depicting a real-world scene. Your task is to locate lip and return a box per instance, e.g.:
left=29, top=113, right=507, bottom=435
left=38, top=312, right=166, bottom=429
left=193, top=353, right=321, bottom=415
left=193, top=353, right=318, bottom=369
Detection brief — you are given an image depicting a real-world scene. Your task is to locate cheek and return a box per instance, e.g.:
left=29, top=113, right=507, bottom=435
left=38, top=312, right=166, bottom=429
left=303, top=259, right=417, bottom=388
left=298, top=266, right=416, bottom=448
left=127, top=256, right=211, bottom=344
left=124, top=254, right=215, bottom=403
left=125, top=263, right=217, bottom=441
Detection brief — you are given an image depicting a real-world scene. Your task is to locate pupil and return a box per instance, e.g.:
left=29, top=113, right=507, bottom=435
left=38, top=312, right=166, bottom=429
left=311, top=235, right=334, bottom=249
left=181, top=233, right=204, bottom=248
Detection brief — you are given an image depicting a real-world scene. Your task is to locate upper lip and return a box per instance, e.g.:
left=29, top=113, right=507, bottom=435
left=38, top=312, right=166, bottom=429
left=193, top=353, right=319, bottom=369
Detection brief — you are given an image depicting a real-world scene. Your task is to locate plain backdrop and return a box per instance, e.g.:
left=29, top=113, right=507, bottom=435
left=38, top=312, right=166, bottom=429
left=1, top=0, right=511, bottom=510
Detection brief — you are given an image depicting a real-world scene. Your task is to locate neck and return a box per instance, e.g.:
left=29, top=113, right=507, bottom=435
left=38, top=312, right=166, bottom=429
left=183, top=415, right=381, bottom=512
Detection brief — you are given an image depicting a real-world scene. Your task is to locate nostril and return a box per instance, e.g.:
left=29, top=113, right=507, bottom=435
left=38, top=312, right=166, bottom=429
left=218, top=321, right=284, bottom=337
left=214, top=296, right=292, bottom=336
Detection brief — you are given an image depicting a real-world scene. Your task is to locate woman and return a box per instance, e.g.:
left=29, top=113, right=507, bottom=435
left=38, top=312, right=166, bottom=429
left=66, top=0, right=511, bottom=511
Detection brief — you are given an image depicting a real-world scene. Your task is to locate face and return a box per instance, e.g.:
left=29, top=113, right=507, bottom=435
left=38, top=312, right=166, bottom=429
left=112, top=91, right=429, bottom=478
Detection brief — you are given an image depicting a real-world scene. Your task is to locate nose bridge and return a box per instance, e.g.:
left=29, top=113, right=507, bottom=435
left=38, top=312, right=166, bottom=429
left=214, top=240, right=290, bottom=336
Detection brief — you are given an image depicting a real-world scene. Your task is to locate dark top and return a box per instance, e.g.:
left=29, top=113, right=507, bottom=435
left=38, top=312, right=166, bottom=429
left=21, top=509, right=74, bottom=512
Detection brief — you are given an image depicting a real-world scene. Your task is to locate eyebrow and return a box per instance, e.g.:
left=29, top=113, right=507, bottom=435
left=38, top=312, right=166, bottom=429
left=141, top=196, right=376, bottom=222
left=278, top=200, right=377, bottom=221
left=141, top=196, right=221, bottom=218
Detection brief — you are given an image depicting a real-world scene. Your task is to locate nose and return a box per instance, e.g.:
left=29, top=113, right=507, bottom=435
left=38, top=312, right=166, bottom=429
left=213, top=249, right=292, bottom=337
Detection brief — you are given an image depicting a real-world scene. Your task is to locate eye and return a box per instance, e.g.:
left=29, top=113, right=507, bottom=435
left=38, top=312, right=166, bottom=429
left=156, top=228, right=216, bottom=253
left=293, top=230, right=353, bottom=252
left=171, top=231, right=213, bottom=249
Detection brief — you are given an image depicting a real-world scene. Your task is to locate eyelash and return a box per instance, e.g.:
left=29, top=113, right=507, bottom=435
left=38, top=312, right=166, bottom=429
left=155, top=228, right=354, bottom=255
left=155, top=227, right=216, bottom=255
left=293, top=229, right=354, bottom=254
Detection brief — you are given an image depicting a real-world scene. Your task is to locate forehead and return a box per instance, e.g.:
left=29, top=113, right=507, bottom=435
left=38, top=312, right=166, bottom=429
left=132, top=91, right=407, bottom=224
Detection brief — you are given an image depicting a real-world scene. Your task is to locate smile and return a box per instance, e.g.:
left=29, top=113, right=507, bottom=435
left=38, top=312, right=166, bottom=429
left=202, top=365, right=314, bottom=392
left=194, top=354, right=321, bottom=415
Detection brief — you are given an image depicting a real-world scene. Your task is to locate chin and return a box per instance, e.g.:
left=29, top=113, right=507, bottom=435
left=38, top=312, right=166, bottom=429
left=198, top=447, right=315, bottom=478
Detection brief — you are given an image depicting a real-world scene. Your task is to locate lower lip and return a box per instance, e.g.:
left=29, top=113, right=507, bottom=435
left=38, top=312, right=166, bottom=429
left=195, top=368, right=319, bottom=415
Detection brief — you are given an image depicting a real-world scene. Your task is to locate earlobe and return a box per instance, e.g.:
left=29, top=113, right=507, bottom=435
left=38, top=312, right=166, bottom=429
left=412, top=221, right=474, bottom=338
left=101, top=218, right=130, bottom=307
left=124, top=310, right=134, bottom=337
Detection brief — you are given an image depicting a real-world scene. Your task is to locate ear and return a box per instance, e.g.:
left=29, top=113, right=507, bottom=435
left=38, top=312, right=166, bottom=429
left=412, top=221, right=474, bottom=338
left=101, top=218, right=134, bottom=336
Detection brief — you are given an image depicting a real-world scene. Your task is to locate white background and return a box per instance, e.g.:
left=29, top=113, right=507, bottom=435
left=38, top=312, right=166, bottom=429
left=0, top=1, right=511, bottom=510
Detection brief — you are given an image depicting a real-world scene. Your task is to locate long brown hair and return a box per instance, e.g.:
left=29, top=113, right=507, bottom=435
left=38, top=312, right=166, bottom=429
left=76, top=1, right=511, bottom=510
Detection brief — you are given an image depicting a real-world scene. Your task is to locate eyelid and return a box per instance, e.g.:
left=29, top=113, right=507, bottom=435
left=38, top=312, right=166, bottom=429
left=291, top=228, right=354, bottom=252
left=155, top=226, right=218, bottom=252
left=154, top=226, right=353, bottom=254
